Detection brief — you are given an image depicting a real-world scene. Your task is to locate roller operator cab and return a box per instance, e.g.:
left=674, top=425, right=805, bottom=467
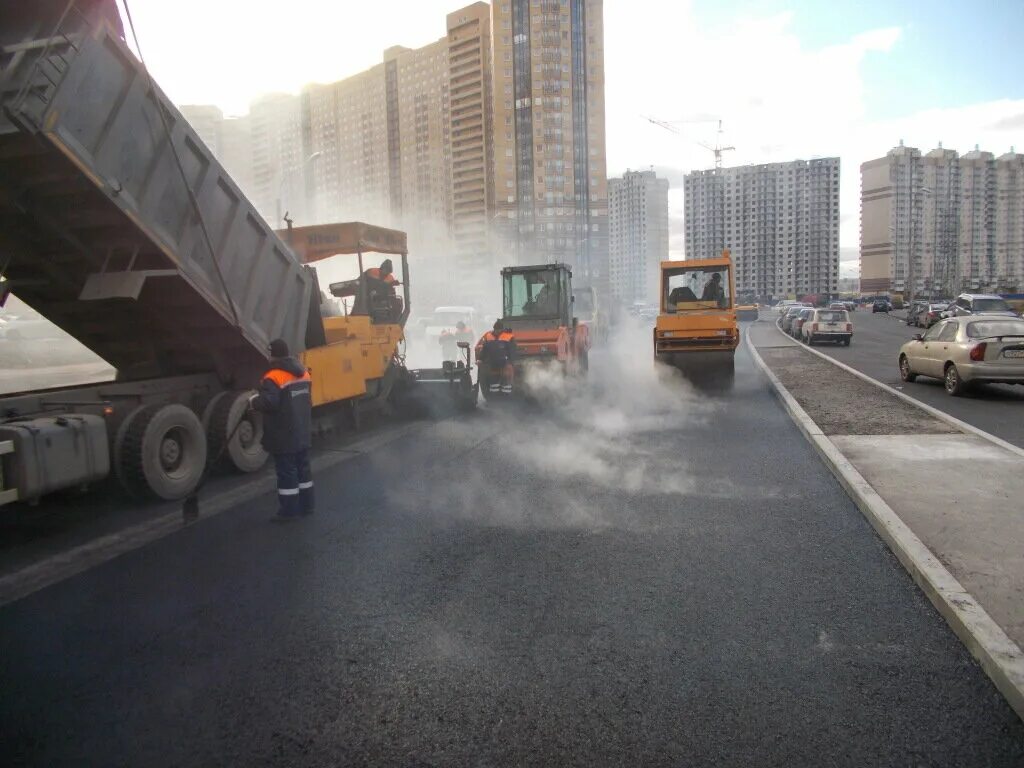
left=654, top=253, right=739, bottom=376
left=476, top=264, right=590, bottom=399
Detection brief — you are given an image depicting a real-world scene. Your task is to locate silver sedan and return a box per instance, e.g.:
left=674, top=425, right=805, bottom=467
left=898, top=316, right=1024, bottom=396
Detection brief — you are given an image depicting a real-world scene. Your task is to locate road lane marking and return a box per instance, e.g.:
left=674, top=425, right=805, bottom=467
left=746, top=328, right=1024, bottom=723
left=0, top=420, right=428, bottom=608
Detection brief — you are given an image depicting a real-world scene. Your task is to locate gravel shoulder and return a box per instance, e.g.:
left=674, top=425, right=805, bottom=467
left=758, top=346, right=957, bottom=436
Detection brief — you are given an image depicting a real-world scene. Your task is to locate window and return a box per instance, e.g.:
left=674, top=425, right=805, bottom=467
left=938, top=323, right=959, bottom=342
left=503, top=269, right=564, bottom=319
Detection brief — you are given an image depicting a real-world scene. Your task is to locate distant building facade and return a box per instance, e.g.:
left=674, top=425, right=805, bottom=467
left=860, top=142, right=1024, bottom=297
left=684, top=158, right=840, bottom=299
left=491, top=0, right=608, bottom=295
left=176, top=1, right=608, bottom=306
left=608, top=170, right=669, bottom=305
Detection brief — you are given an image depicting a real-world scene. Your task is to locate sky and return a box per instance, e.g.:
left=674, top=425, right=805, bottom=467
left=117, top=0, right=1024, bottom=278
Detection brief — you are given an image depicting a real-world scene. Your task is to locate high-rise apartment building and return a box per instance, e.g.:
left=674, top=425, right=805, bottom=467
left=174, top=1, right=608, bottom=306
left=492, top=0, right=608, bottom=293
left=447, top=3, right=494, bottom=301
left=684, top=158, right=840, bottom=299
left=180, top=104, right=224, bottom=155
left=217, top=116, right=252, bottom=193
left=182, top=105, right=254, bottom=200
left=861, top=143, right=1024, bottom=296
left=249, top=93, right=307, bottom=227
left=608, top=169, right=669, bottom=304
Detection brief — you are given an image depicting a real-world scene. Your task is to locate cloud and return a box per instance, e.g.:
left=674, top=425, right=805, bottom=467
left=987, top=112, right=1024, bottom=132
left=605, top=3, right=1023, bottom=269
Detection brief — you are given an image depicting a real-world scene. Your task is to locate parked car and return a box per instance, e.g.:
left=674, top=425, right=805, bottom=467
left=872, top=299, right=891, bottom=313
left=802, top=308, right=852, bottom=345
left=917, top=303, right=949, bottom=328
left=897, top=316, right=1024, bottom=396
left=842, top=301, right=857, bottom=312
left=944, top=293, right=1018, bottom=319
left=906, top=301, right=929, bottom=326
left=780, top=305, right=806, bottom=333
left=791, top=308, right=815, bottom=339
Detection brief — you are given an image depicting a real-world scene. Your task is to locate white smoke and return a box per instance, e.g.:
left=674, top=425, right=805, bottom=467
left=381, top=314, right=790, bottom=532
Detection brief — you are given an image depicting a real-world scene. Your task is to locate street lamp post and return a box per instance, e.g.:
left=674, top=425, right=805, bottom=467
left=275, top=151, right=322, bottom=228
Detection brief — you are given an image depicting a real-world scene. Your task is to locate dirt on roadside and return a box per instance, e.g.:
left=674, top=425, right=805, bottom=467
left=758, top=346, right=958, bottom=436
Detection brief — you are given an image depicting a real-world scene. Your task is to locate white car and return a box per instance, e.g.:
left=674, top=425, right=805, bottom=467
left=802, top=308, right=852, bottom=345
left=424, top=306, right=478, bottom=346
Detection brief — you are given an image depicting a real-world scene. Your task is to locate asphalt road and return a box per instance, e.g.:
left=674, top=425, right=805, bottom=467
left=1, top=323, right=1021, bottom=766
left=770, top=309, right=1024, bottom=449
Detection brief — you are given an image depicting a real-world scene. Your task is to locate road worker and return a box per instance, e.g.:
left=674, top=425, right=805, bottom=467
left=702, top=272, right=726, bottom=308
left=250, top=339, right=313, bottom=522
left=479, top=319, right=516, bottom=395
left=364, top=258, right=399, bottom=287
left=439, top=327, right=458, bottom=363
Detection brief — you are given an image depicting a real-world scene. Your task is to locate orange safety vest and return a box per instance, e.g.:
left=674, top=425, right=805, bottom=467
left=365, top=267, right=397, bottom=284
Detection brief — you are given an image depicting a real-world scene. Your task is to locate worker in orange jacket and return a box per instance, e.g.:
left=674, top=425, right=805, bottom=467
left=250, top=339, right=313, bottom=522
left=479, top=320, right=516, bottom=394
left=364, top=258, right=400, bottom=287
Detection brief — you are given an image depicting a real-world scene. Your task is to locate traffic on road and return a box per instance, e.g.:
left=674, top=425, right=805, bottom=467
left=767, top=301, right=1024, bottom=448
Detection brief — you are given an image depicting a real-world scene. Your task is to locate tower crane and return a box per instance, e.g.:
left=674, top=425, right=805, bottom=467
left=645, top=117, right=735, bottom=169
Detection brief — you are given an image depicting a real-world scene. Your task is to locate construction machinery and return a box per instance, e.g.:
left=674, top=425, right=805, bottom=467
left=476, top=263, right=589, bottom=398
left=654, top=252, right=739, bottom=376
left=736, top=294, right=760, bottom=321
left=0, top=3, right=462, bottom=507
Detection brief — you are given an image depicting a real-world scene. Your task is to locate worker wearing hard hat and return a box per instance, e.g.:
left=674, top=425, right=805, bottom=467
left=364, top=258, right=400, bottom=288
left=479, top=319, right=516, bottom=394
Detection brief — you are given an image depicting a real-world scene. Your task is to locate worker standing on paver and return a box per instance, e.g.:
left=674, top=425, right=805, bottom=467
left=251, top=339, right=314, bottom=522
left=479, top=320, right=517, bottom=394
left=440, top=320, right=474, bottom=363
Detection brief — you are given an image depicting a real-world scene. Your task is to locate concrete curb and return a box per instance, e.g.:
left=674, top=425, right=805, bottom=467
left=746, top=328, right=1024, bottom=722
left=770, top=317, right=1024, bottom=459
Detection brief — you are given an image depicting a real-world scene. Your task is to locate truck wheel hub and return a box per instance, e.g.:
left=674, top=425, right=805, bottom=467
left=160, top=433, right=182, bottom=470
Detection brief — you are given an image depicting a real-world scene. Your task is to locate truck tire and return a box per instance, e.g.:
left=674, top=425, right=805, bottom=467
left=205, top=390, right=267, bottom=473
left=116, top=404, right=207, bottom=500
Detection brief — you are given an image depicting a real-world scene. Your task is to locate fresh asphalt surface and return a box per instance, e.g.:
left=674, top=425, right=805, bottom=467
left=1, top=323, right=1022, bottom=766
left=781, top=308, right=1024, bottom=449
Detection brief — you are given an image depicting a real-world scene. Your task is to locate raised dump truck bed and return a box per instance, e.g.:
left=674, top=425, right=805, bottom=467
left=0, top=0, right=313, bottom=386
left=0, top=1, right=319, bottom=505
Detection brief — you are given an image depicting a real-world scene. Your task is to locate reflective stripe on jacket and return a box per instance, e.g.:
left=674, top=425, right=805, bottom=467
left=480, top=330, right=516, bottom=366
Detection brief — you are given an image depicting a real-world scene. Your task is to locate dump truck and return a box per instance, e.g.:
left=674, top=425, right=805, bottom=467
left=476, top=263, right=589, bottom=398
left=0, top=3, right=458, bottom=506
left=654, top=252, right=739, bottom=376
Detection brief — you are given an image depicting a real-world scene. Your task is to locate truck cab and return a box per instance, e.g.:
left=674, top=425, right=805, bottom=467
left=654, top=252, right=739, bottom=374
